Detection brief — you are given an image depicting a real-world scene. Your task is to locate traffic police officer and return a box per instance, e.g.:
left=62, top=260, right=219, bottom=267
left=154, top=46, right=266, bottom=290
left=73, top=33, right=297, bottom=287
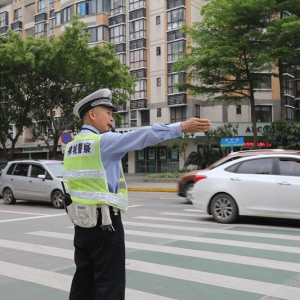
left=63, top=88, right=211, bottom=300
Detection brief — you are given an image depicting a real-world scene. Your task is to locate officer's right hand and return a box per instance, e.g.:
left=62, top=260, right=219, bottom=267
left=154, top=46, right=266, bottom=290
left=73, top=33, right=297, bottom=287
left=180, top=118, right=211, bottom=133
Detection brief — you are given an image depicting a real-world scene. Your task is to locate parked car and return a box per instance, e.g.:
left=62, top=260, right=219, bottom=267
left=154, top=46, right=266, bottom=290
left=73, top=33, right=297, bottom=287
left=0, top=160, right=64, bottom=208
left=192, top=153, right=300, bottom=223
left=178, top=149, right=300, bottom=203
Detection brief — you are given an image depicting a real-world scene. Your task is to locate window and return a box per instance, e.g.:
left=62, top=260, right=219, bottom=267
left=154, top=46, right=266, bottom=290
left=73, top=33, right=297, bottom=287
left=118, top=53, right=126, bottom=64
left=141, top=110, right=150, bottom=126
left=156, top=16, right=160, bottom=25
left=130, top=19, right=146, bottom=40
left=157, top=108, right=161, bottom=117
left=168, top=73, right=185, bottom=94
left=49, top=0, right=55, bottom=10
left=110, top=25, right=126, bottom=43
left=286, top=107, right=295, bottom=122
left=38, top=0, right=47, bottom=13
left=167, top=0, right=185, bottom=10
left=129, top=0, right=145, bottom=10
left=255, top=106, right=272, bottom=122
left=253, top=74, right=271, bottom=90
left=130, top=49, right=147, bottom=69
left=77, top=0, right=96, bottom=16
left=30, top=165, right=46, bottom=178
left=0, top=11, right=9, bottom=27
left=14, top=8, right=22, bottom=22
left=111, top=0, right=125, bottom=15
left=50, top=18, right=55, bottom=35
left=131, top=79, right=147, bottom=99
left=156, top=47, right=161, bottom=56
left=55, top=11, right=61, bottom=26
left=115, top=113, right=129, bottom=128
left=167, top=8, right=185, bottom=30
left=284, top=76, right=294, bottom=95
left=97, top=0, right=110, bottom=13
left=279, top=159, right=300, bottom=177
left=168, top=40, right=185, bottom=62
left=87, top=25, right=110, bottom=44
left=13, top=164, right=29, bottom=177
left=35, top=22, right=46, bottom=38
left=157, top=78, right=161, bottom=87
left=61, top=7, right=71, bottom=24
left=171, top=106, right=186, bottom=123
left=88, top=27, right=97, bottom=43
left=233, top=158, right=273, bottom=175
left=236, top=105, right=241, bottom=114
left=195, top=105, right=200, bottom=118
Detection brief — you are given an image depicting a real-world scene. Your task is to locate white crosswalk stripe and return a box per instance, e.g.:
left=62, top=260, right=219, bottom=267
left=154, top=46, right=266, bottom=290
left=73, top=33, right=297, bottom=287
left=1, top=209, right=300, bottom=299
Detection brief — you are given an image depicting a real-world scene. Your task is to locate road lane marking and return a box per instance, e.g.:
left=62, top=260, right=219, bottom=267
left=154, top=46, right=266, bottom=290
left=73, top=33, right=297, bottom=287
left=133, top=216, right=300, bottom=241
left=0, top=261, right=175, bottom=300
left=1, top=235, right=300, bottom=300
left=126, top=260, right=300, bottom=300
left=24, top=231, right=300, bottom=272
left=0, top=213, right=66, bottom=223
left=0, top=210, right=52, bottom=216
left=123, top=223, right=300, bottom=254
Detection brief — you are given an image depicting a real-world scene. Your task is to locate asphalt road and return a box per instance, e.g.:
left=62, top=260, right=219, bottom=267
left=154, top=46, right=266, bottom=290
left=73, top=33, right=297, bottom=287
left=0, top=192, right=300, bottom=300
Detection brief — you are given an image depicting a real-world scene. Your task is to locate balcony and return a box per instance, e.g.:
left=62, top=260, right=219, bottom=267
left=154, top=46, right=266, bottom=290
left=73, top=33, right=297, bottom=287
left=116, top=103, right=128, bottom=111
left=168, top=94, right=187, bottom=106
left=130, top=99, right=147, bottom=110
left=34, top=12, right=47, bottom=23
left=11, top=21, right=22, bottom=31
left=0, top=26, right=9, bottom=35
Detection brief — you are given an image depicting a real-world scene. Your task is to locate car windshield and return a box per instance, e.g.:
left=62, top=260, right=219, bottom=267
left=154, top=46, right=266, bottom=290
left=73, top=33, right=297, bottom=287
left=44, top=162, right=63, bottom=178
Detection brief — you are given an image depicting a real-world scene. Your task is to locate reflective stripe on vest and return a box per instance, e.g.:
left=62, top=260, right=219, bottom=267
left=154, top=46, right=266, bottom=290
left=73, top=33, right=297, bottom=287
left=63, top=133, right=128, bottom=210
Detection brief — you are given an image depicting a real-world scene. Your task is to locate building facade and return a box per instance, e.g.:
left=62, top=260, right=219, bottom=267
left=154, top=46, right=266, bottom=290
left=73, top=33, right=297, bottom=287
left=0, top=0, right=299, bottom=172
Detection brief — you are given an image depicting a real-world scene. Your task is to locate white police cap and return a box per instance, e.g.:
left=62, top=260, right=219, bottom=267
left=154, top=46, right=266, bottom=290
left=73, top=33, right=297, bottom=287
left=74, top=88, right=118, bottom=119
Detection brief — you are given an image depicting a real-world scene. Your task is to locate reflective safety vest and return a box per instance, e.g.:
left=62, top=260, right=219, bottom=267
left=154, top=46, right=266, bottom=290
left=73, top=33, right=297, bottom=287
left=63, top=133, right=128, bottom=211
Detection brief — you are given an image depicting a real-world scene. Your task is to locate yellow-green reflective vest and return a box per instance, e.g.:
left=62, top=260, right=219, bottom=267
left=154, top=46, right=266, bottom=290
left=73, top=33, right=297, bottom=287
left=63, top=133, right=128, bottom=211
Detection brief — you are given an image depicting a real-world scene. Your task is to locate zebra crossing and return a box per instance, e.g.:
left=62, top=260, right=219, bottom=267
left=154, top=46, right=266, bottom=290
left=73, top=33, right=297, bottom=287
left=0, top=207, right=300, bottom=299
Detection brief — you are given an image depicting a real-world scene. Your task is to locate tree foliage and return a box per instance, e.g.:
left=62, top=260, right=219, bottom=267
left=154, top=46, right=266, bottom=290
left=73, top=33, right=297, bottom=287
left=264, top=120, right=300, bottom=149
left=0, top=15, right=136, bottom=160
left=185, top=123, right=238, bottom=168
left=174, top=0, right=300, bottom=146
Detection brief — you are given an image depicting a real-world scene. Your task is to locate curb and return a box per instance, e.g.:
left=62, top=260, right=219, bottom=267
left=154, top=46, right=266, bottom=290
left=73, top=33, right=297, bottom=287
left=128, top=187, right=178, bottom=192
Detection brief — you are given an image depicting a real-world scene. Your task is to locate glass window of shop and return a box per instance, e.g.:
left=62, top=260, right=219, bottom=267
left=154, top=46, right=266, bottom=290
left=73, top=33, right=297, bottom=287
left=135, top=146, right=178, bottom=173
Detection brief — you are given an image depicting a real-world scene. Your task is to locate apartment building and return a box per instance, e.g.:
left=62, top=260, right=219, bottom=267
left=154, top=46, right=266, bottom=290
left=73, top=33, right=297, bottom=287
left=0, top=0, right=299, bottom=172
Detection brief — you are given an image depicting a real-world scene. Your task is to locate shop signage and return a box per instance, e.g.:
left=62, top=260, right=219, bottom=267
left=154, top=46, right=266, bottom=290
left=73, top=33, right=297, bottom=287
left=221, top=137, right=244, bottom=147
left=23, top=147, right=44, bottom=153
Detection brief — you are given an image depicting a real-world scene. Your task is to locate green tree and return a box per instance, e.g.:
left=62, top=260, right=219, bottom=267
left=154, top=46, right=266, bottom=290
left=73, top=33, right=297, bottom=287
left=205, top=122, right=239, bottom=156
left=174, top=0, right=278, bottom=148
left=30, top=15, right=136, bottom=159
left=185, top=123, right=238, bottom=168
left=0, top=30, right=44, bottom=161
left=264, top=120, right=300, bottom=149
left=267, top=0, right=300, bottom=120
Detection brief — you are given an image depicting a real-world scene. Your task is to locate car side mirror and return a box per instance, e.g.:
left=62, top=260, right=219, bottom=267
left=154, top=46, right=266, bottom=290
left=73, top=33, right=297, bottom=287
left=38, top=175, right=46, bottom=180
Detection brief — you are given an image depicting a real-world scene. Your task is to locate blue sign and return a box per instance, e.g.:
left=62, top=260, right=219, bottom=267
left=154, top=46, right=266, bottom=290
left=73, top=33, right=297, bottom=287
left=221, top=137, right=244, bottom=147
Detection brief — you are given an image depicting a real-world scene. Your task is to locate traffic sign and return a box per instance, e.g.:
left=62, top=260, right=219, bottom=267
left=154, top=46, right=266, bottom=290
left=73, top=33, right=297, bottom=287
left=61, top=132, right=73, bottom=144
left=221, top=137, right=244, bottom=147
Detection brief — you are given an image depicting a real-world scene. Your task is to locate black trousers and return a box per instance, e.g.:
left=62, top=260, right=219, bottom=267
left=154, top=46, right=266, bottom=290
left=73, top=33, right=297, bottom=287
left=69, top=208, right=125, bottom=300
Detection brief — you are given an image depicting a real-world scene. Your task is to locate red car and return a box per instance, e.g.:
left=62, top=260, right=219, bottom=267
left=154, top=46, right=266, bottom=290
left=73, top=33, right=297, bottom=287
left=178, top=149, right=300, bottom=203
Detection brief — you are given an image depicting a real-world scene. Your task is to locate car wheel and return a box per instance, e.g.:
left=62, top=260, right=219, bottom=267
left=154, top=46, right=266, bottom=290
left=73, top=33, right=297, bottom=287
left=185, top=183, right=194, bottom=203
left=3, top=188, right=16, bottom=205
left=51, top=190, right=64, bottom=209
left=210, top=193, right=238, bottom=224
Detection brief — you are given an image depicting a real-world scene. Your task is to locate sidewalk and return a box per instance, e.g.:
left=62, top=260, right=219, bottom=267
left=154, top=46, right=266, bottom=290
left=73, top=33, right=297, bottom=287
left=124, top=173, right=179, bottom=192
